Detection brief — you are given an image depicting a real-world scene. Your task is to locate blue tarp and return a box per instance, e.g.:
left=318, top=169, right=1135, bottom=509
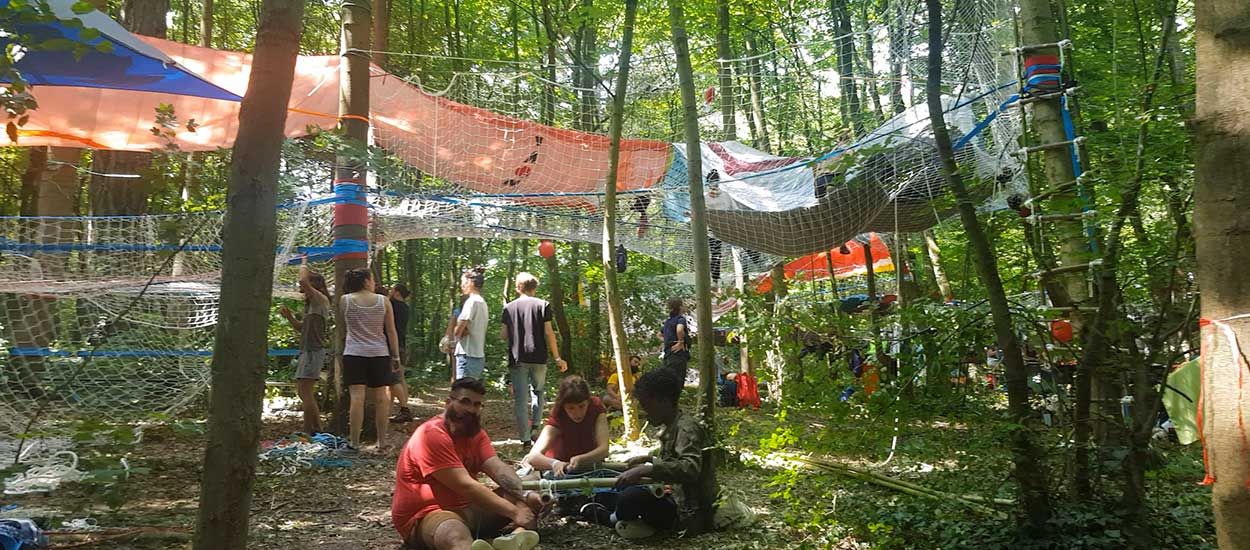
left=1, top=0, right=240, bottom=101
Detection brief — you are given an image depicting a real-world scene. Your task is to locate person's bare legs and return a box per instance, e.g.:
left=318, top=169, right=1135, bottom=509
left=370, top=386, right=390, bottom=450
left=348, top=384, right=366, bottom=447
left=430, top=518, right=475, bottom=550
left=390, top=379, right=410, bottom=416
left=296, top=379, right=321, bottom=433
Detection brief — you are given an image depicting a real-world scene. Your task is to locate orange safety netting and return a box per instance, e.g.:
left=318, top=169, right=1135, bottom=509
left=14, top=37, right=672, bottom=195
left=754, top=233, right=894, bottom=294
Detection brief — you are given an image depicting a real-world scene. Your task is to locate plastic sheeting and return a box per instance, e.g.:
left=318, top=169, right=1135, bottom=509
left=1, top=0, right=239, bottom=101
left=754, top=233, right=894, bottom=294
left=12, top=37, right=672, bottom=196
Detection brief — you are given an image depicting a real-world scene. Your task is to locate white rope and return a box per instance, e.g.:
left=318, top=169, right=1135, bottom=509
left=3, top=451, right=86, bottom=495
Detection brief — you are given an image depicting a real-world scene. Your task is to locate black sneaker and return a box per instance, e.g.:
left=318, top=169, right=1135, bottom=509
left=389, top=408, right=414, bottom=423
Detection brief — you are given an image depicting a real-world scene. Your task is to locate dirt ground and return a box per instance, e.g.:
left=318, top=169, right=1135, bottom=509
left=5, top=384, right=791, bottom=549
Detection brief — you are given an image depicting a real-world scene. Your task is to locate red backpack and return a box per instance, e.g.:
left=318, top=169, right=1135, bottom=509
left=736, top=372, right=761, bottom=409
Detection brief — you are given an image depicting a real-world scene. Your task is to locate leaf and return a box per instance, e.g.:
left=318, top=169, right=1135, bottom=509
left=5, top=121, right=16, bottom=143
left=38, top=37, right=76, bottom=51
left=94, top=40, right=113, bottom=54
left=17, top=114, right=29, bottom=126
left=70, top=0, right=94, bottom=13
left=79, top=27, right=101, bottom=42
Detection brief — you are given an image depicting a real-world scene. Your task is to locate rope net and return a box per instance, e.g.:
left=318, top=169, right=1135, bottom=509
left=1, top=0, right=1023, bottom=445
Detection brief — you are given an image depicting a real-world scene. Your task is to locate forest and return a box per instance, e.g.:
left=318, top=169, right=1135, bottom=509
left=0, top=0, right=1247, bottom=548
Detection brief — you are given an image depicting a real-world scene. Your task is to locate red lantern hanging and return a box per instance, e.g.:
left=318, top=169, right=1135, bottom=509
left=538, top=240, right=556, bottom=258
left=1050, top=319, right=1074, bottom=343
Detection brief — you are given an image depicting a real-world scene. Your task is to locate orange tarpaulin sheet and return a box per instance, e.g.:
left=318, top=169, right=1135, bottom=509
left=15, top=37, right=672, bottom=195
left=754, top=233, right=893, bottom=294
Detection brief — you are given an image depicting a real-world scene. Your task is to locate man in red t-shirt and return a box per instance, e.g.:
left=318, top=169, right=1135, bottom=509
left=393, top=378, right=543, bottom=550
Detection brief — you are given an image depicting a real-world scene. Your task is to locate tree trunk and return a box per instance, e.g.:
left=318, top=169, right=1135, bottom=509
left=93, top=0, right=167, bottom=217
left=766, top=261, right=787, bottom=402
left=544, top=248, right=574, bottom=366
left=192, top=0, right=304, bottom=546
left=926, top=0, right=1052, bottom=531
left=372, top=0, right=389, bottom=68
left=539, top=0, right=558, bottom=127
left=576, top=0, right=598, bottom=131
left=744, top=33, right=771, bottom=152
left=1194, top=0, right=1250, bottom=545
left=602, top=0, right=639, bottom=437
left=668, top=0, right=718, bottom=533
left=832, top=0, right=864, bottom=135
left=331, top=0, right=372, bottom=434
left=18, top=148, right=45, bottom=216
left=715, top=0, right=736, bottom=140
left=200, top=0, right=213, bottom=46
left=923, top=229, right=951, bottom=300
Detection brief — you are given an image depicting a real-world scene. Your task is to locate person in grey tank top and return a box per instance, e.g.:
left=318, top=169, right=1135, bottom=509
left=279, top=256, right=331, bottom=434
left=338, top=268, right=402, bottom=452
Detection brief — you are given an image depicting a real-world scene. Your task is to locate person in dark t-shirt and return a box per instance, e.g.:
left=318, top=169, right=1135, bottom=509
left=501, top=272, right=568, bottom=444
left=387, top=283, right=414, bottom=423
left=522, top=375, right=609, bottom=477
left=660, top=297, right=690, bottom=377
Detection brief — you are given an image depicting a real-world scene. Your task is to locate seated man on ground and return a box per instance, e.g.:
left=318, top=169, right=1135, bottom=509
left=603, top=355, right=642, bottom=411
left=609, top=368, right=713, bottom=539
left=393, top=378, right=544, bottom=550
left=522, top=375, right=610, bottom=478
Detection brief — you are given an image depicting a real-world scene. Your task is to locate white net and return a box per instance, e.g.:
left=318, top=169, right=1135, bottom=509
left=0, top=0, right=1025, bottom=443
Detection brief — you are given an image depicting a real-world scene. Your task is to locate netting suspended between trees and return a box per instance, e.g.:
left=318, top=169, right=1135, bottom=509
left=1, top=0, right=1025, bottom=439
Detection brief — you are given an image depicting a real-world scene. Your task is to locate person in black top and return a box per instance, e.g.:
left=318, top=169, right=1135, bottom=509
left=387, top=283, right=415, bottom=423
left=501, top=272, right=568, bottom=444
left=660, top=297, right=690, bottom=378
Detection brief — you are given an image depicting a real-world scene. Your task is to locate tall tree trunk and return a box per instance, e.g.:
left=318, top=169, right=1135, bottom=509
left=18, top=148, right=45, bottom=216
left=372, top=0, right=389, bottom=68
left=192, top=0, right=304, bottom=546
left=93, top=0, right=168, bottom=217
left=200, top=0, right=213, bottom=46
left=832, top=0, right=864, bottom=135
left=603, top=0, right=641, bottom=422
left=331, top=0, right=372, bottom=433
left=766, top=262, right=787, bottom=402
left=539, top=0, right=558, bottom=127
left=744, top=33, right=772, bottom=152
left=926, top=0, right=1052, bottom=531
left=1194, top=0, right=1250, bottom=545
left=1017, top=0, right=1099, bottom=497
left=923, top=229, right=952, bottom=299
left=668, top=0, right=718, bottom=533
left=715, top=0, right=736, bottom=140
left=543, top=249, right=574, bottom=368
left=576, top=0, right=598, bottom=131
left=886, top=0, right=907, bottom=114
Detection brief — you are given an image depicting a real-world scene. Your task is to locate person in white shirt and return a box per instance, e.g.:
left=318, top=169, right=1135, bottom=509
left=454, top=267, right=489, bottom=380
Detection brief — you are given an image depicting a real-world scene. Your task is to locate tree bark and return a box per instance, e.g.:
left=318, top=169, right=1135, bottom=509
left=200, top=0, right=213, bottom=47
left=668, top=0, right=718, bottom=533
left=192, top=0, right=304, bottom=546
left=744, top=32, right=771, bottom=152
left=544, top=247, right=574, bottom=366
left=922, top=229, right=951, bottom=300
left=715, top=0, right=736, bottom=140
left=372, top=0, right=389, bottom=68
left=1194, top=0, right=1250, bottom=545
left=601, top=0, right=638, bottom=438
left=832, top=0, right=864, bottom=135
left=926, top=0, right=1052, bottom=531
left=331, top=0, right=372, bottom=434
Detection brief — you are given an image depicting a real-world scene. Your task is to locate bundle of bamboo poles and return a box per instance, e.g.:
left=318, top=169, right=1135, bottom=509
left=789, top=455, right=1014, bottom=514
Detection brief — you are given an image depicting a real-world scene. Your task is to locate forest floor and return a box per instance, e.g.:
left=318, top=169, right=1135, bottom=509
left=3, top=376, right=1217, bottom=549
left=5, top=381, right=803, bottom=549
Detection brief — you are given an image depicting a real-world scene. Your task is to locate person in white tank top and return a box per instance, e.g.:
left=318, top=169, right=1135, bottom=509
left=338, top=268, right=401, bottom=452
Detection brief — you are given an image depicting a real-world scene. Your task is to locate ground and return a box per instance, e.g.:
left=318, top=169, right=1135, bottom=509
left=3, top=378, right=1216, bottom=549
left=5, top=382, right=794, bottom=549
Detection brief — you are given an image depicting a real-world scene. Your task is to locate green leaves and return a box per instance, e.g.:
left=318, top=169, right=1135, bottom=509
left=70, top=0, right=94, bottom=14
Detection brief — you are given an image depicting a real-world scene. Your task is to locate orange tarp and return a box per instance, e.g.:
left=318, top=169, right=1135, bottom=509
left=754, top=233, right=894, bottom=294
left=15, top=37, right=672, bottom=195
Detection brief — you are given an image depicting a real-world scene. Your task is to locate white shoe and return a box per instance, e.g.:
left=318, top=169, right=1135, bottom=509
left=491, top=529, right=539, bottom=550
left=614, top=520, right=656, bottom=540
left=472, top=540, right=495, bottom=550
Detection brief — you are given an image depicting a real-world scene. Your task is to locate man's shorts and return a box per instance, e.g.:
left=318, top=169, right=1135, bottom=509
left=294, top=349, right=326, bottom=380
left=403, top=507, right=507, bottom=549
left=456, top=355, right=486, bottom=380
left=343, top=355, right=392, bottom=388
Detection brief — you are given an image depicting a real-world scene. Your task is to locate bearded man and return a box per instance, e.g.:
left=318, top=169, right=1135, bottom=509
left=392, top=378, right=543, bottom=550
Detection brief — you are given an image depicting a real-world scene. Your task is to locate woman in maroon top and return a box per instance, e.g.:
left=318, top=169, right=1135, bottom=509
left=523, top=375, right=609, bottom=477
